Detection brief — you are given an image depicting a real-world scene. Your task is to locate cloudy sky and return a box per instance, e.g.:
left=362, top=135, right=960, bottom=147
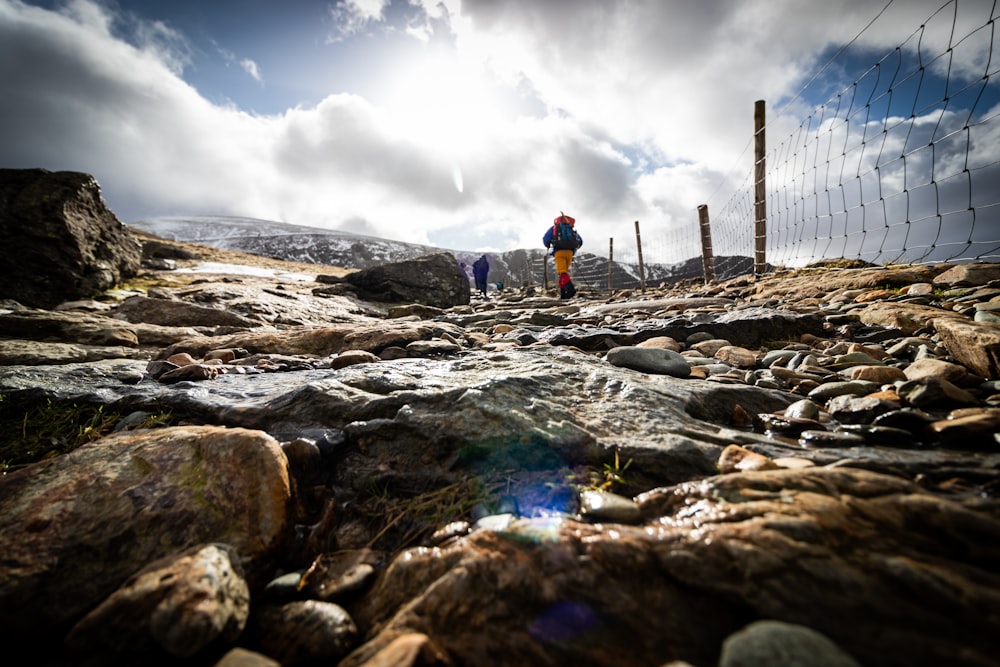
left=0, top=0, right=993, bottom=259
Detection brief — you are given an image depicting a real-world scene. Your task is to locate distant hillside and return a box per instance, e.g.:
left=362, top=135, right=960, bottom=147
left=131, top=216, right=757, bottom=290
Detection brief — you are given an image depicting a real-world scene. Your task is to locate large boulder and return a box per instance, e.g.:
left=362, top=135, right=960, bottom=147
left=0, top=425, right=292, bottom=642
left=316, top=252, right=470, bottom=308
left=0, top=168, right=141, bottom=308
left=340, top=467, right=1000, bottom=667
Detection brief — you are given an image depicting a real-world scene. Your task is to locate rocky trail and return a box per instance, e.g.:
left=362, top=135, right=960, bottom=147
left=2, top=227, right=1000, bottom=666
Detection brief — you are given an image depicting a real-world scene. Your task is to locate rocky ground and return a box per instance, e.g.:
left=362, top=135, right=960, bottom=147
left=1, top=236, right=999, bottom=667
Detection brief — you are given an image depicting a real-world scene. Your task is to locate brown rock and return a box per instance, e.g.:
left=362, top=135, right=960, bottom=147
left=0, top=169, right=141, bottom=309
left=341, top=632, right=448, bottom=667
left=934, top=318, right=1000, bottom=379
left=637, top=336, right=681, bottom=352
left=254, top=600, right=358, bottom=665
left=718, top=445, right=779, bottom=473
left=857, top=302, right=964, bottom=335
left=932, top=262, right=1000, bottom=287
left=845, top=365, right=907, bottom=383
left=0, top=426, right=291, bottom=640
left=903, top=358, right=970, bottom=383
left=66, top=543, right=250, bottom=659
left=339, top=467, right=1000, bottom=667
left=115, top=295, right=261, bottom=328
left=715, top=345, right=759, bottom=368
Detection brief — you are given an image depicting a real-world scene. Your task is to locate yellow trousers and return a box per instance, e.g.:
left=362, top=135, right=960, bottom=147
left=554, top=249, right=574, bottom=275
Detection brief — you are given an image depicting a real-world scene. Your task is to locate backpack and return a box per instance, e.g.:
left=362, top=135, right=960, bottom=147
left=551, top=220, right=578, bottom=250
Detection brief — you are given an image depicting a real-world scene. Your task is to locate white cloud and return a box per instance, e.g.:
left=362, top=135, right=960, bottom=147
left=240, top=58, right=263, bottom=83
left=328, top=0, right=390, bottom=41
left=1, top=0, right=994, bottom=263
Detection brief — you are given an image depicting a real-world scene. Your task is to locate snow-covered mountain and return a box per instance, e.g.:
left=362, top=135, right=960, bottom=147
left=131, top=215, right=753, bottom=289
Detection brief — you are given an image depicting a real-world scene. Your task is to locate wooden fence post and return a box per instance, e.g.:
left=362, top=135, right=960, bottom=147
left=697, top=204, right=716, bottom=283
left=754, top=99, right=767, bottom=276
left=608, top=238, right=614, bottom=290
left=634, top=220, right=646, bottom=292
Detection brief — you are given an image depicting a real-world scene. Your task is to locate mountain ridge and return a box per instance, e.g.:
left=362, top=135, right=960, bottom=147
left=129, top=215, right=757, bottom=289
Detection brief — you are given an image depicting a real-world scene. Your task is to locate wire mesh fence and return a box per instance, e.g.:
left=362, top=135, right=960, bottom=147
left=160, top=4, right=1000, bottom=294
left=565, top=0, right=1000, bottom=292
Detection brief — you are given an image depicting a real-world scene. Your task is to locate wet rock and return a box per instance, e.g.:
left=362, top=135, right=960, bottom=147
left=299, top=549, right=381, bottom=604
left=799, top=429, right=867, bottom=448
left=66, top=543, right=250, bottom=660
left=115, top=295, right=262, bottom=328
left=578, top=489, right=642, bottom=524
left=158, top=363, right=221, bottom=383
left=254, top=600, right=358, bottom=665
left=330, top=349, right=381, bottom=368
left=343, top=467, right=1000, bottom=667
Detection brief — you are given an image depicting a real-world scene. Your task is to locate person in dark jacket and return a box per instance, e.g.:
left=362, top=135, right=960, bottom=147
left=472, top=255, right=490, bottom=297
left=543, top=213, right=582, bottom=299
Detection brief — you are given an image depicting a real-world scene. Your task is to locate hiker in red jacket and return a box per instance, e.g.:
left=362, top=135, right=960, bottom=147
left=543, top=213, right=583, bottom=299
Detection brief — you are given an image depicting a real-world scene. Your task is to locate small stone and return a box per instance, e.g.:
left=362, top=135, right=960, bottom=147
left=720, top=620, right=861, bottom=667
left=578, top=489, right=642, bottom=524
left=715, top=345, right=759, bottom=368
left=718, top=445, right=779, bottom=473
left=636, top=336, right=681, bottom=352
left=837, top=424, right=920, bottom=448
left=845, top=365, right=907, bottom=383
left=897, top=377, right=980, bottom=409
left=733, top=405, right=753, bottom=428
left=772, top=456, right=816, bottom=469
left=759, top=414, right=826, bottom=436
left=605, top=346, right=691, bottom=378
left=214, top=647, right=282, bottom=667
left=165, top=352, right=198, bottom=366
left=799, top=430, right=867, bottom=448
left=430, top=521, right=470, bottom=545
left=157, top=363, right=220, bottom=384
left=690, top=338, right=732, bottom=356
left=405, top=339, right=462, bottom=356
left=761, top=349, right=798, bottom=367
left=808, top=381, right=879, bottom=402
left=903, top=358, right=969, bottom=383
left=262, top=572, right=305, bottom=602
left=784, top=399, right=821, bottom=421
left=930, top=409, right=1000, bottom=449
left=254, top=600, right=358, bottom=665
left=826, top=395, right=898, bottom=424
left=330, top=349, right=380, bottom=369
left=828, top=351, right=886, bottom=371
left=204, top=348, right=237, bottom=363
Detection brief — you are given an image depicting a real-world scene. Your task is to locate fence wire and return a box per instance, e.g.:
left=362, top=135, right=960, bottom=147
left=720, top=0, right=1000, bottom=272
left=515, top=0, right=999, bottom=293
